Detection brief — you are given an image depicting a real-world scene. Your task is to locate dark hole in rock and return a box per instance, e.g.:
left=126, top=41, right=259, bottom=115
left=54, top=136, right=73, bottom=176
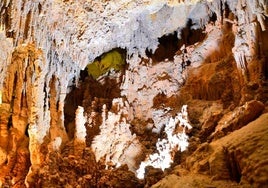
left=224, top=147, right=242, bottom=183
left=146, top=31, right=179, bottom=63
left=146, top=24, right=207, bottom=64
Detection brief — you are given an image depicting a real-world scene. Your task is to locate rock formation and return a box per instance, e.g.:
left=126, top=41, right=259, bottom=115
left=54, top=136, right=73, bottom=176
left=0, top=0, right=267, bottom=187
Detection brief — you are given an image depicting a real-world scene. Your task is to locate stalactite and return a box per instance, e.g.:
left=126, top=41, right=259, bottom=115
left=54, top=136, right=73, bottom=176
left=0, top=0, right=267, bottom=187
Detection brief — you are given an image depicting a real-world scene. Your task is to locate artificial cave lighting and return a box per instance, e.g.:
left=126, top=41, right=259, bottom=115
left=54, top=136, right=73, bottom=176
left=137, top=105, right=192, bottom=179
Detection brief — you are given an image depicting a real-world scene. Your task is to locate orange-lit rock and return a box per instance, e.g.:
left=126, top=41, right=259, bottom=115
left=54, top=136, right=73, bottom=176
left=0, top=0, right=267, bottom=187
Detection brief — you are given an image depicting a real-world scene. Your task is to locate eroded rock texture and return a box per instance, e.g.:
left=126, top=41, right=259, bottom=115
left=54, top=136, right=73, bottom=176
left=0, top=0, right=268, bottom=187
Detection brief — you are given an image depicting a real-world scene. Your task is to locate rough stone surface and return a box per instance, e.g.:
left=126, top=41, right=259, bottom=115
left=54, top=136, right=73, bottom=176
left=183, top=113, right=268, bottom=187
left=0, top=0, right=267, bottom=187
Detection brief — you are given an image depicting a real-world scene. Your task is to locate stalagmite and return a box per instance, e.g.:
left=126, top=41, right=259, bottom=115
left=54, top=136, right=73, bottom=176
left=0, top=0, right=267, bottom=187
left=74, top=106, right=86, bottom=144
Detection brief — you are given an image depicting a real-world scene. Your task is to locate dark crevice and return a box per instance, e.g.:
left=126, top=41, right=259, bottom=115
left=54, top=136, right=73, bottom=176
left=146, top=32, right=179, bottom=63
left=56, top=101, right=59, bottom=110
left=38, top=3, right=42, bottom=15
left=20, top=91, right=26, bottom=108
left=25, top=124, right=29, bottom=137
left=224, top=147, right=242, bottom=183
left=210, top=12, right=217, bottom=23
left=146, top=23, right=207, bottom=64
left=264, top=57, right=268, bottom=80
left=184, top=19, right=207, bottom=46
left=0, top=0, right=13, bottom=38
left=7, top=115, right=12, bottom=130
left=259, top=19, right=268, bottom=79
left=219, top=0, right=224, bottom=24
left=9, top=72, right=18, bottom=118
left=79, top=69, right=88, bottom=82
left=224, top=2, right=230, bottom=19
left=43, top=82, right=47, bottom=111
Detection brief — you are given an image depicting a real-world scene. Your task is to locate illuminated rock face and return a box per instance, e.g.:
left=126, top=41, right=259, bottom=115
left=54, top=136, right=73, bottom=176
left=137, top=105, right=192, bottom=179
left=91, top=98, right=142, bottom=172
left=0, top=0, right=267, bottom=187
left=74, top=106, right=87, bottom=144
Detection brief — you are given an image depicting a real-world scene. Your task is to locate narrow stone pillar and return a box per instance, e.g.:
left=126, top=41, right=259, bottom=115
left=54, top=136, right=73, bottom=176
left=74, top=106, right=87, bottom=148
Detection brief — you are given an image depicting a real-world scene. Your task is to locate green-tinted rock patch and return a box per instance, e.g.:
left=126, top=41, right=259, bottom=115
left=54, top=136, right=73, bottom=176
left=86, top=49, right=126, bottom=79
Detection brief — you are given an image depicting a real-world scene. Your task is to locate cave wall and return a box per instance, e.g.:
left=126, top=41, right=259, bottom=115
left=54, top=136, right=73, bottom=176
left=0, top=0, right=267, bottom=187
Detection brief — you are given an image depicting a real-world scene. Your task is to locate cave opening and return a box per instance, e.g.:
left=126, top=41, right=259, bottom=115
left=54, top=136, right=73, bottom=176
left=182, top=18, right=207, bottom=46
left=64, top=48, right=126, bottom=140
left=146, top=32, right=180, bottom=63
left=146, top=23, right=207, bottom=64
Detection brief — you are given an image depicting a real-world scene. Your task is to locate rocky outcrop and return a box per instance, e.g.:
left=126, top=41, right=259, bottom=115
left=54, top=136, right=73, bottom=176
left=183, top=113, right=268, bottom=187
